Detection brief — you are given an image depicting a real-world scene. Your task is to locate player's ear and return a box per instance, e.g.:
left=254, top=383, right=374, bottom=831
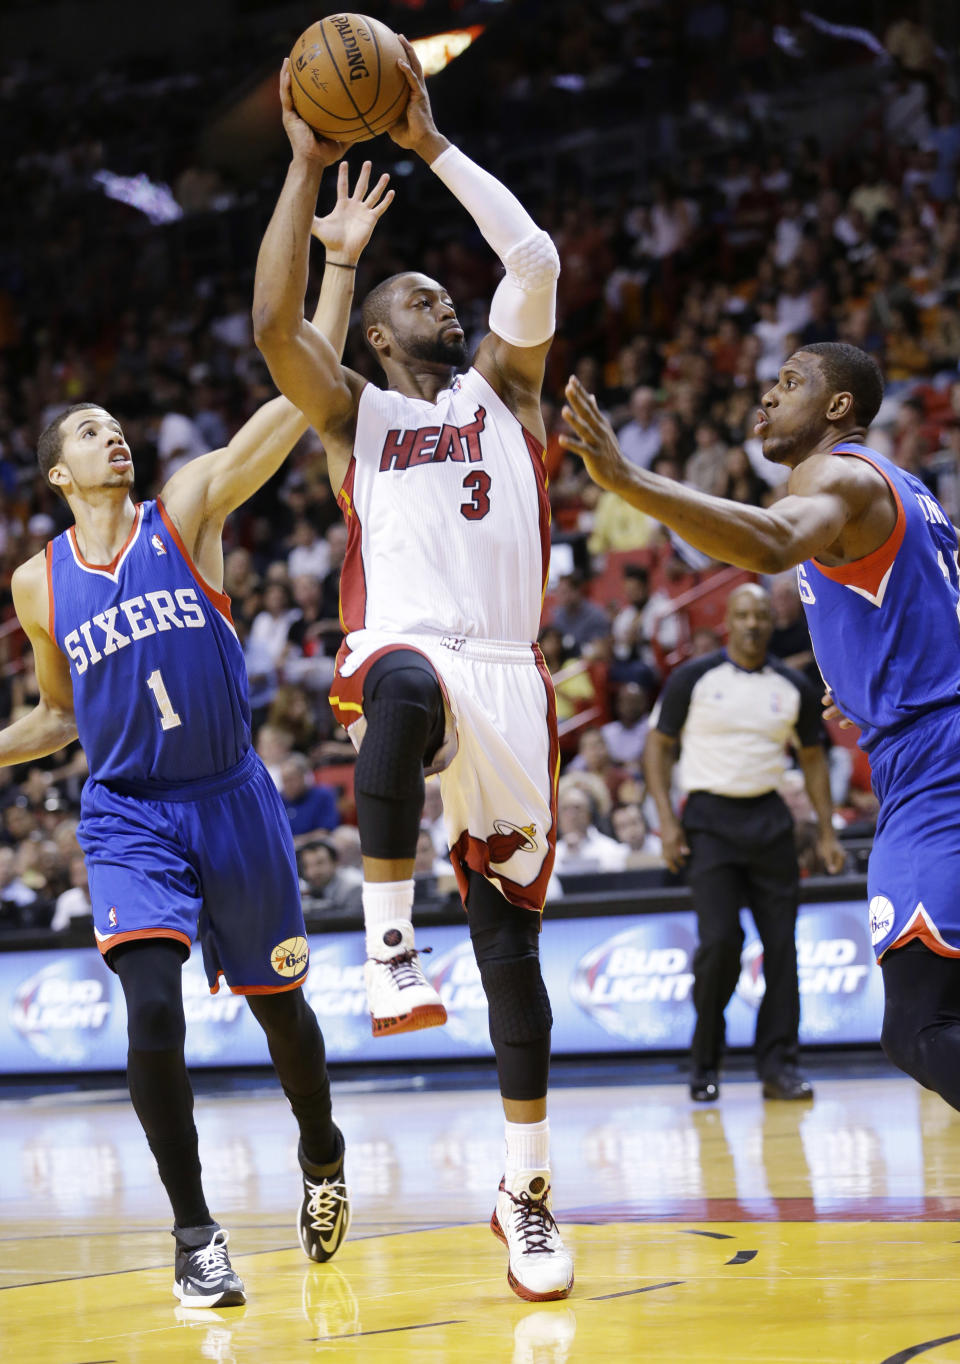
left=826, top=390, right=853, bottom=423
left=48, top=463, right=69, bottom=490
left=366, top=323, right=388, bottom=355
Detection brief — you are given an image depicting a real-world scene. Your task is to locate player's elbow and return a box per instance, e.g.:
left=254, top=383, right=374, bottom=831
left=252, top=300, right=298, bottom=355
left=504, top=230, right=561, bottom=292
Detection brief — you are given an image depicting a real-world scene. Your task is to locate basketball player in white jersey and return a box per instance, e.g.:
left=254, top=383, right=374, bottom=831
left=253, top=42, right=573, bottom=1301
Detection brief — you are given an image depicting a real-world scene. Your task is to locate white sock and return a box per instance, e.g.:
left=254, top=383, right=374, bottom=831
left=363, top=880, right=415, bottom=954
left=504, top=1117, right=550, bottom=1180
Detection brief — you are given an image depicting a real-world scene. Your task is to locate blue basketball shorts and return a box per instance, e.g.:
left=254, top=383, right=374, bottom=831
left=866, top=705, right=960, bottom=962
left=78, top=748, right=309, bottom=994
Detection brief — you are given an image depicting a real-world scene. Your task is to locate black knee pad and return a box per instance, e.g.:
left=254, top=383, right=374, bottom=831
left=476, top=954, right=553, bottom=1045
left=355, top=659, right=445, bottom=802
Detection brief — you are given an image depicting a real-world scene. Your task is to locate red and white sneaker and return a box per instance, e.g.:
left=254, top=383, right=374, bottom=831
left=364, top=920, right=447, bottom=1038
left=490, top=1170, right=574, bottom=1302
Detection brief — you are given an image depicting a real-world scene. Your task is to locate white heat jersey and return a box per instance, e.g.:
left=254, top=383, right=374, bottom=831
left=337, top=367, right=550, bottom=644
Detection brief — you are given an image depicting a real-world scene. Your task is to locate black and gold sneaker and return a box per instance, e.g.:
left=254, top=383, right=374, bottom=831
left=297, top=1129, right=351, bottom=1263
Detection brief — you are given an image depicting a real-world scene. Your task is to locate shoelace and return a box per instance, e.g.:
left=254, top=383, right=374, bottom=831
left=306, top=1177, right=348, bottom=1231
left=506, top=1187, right=559, bottom=1255
left=372, top=945, right=433, bottom=991
left=190, top=1234, right=233, bottom=1284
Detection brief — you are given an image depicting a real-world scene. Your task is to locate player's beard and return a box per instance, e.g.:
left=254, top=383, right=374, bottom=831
left=762, top=410, right=826, bottom=466
left=405, top=332, right=469, bottom=368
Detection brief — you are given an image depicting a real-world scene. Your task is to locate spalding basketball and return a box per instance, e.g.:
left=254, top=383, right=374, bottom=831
left=290, top=13, right=409, bottom=142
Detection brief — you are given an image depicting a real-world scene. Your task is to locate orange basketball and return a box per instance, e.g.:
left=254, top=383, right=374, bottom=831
left=289, top=13, right=409, bottom=143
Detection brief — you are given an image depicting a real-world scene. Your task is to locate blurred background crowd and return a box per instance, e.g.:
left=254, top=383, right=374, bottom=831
left=0, top=0, right=955, bottom=934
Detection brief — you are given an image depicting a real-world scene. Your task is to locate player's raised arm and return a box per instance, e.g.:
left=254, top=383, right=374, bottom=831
left=253, top=61, right=371, bottom=441
left=560, top=377, right=871, bottom=574
left=388, top=37, right=559, bottom=434
left=165, top=158, right=393, bottom=548
left=0, top=555, right=79, bottom=764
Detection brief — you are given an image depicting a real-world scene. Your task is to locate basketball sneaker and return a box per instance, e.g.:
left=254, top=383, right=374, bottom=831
left=298, top=1131, right=351, bottom=1263
left=173, top=1226, right=245, bottom=1308
left=490, top=1171, right=574, bottom=1302
left=364, top=919, right=447, bottom=1038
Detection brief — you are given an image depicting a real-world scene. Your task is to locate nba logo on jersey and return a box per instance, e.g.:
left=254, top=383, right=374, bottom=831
left=151, top=534, right=166, bottom=556
left=107, top=907, right=117, bottom=929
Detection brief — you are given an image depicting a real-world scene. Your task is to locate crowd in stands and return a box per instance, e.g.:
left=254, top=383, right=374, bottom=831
left=0, top=1, right=955, bottom=932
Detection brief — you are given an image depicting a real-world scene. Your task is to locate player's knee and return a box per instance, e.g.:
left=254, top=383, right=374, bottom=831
left=248, top=986, right=316, bottom=1045
left=113, top=941, right=186, bottom=1051
left=355, top=667, right=443, bottom=803
left=125, top=987, right=186, bottom=1051
left=476, top=955, right=553, bottom=1046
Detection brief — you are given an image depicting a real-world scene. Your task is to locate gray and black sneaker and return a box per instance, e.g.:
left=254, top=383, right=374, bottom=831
left=173, top=1225, right=245, bottom=1308
left=298, top=1130, right=350, bottom=1263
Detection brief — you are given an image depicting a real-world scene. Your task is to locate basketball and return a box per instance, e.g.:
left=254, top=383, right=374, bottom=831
left=289, top=13, right=409, bottom=143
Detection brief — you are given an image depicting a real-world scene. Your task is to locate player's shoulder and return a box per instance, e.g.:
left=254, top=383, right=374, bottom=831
left=791, top=443, right=889, bottom=497
left=11, top=549, right=50, bottom=622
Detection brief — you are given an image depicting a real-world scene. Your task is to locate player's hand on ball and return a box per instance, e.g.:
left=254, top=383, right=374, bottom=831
left=387, top=36, right=438, bottom=151
left=311, top=161, right=394, bottom=263
left=560, top=376, right=632, bottom=493
left=280, top=59, right=348, bottom=166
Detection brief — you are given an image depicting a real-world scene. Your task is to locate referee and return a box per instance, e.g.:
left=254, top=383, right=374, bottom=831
left=645, top=584, right=845, bottom=1103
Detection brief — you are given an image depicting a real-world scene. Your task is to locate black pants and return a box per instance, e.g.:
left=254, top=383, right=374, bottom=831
left=881, top=939, right=960, bottom=1111
left=684, top=791, right=800, bottom=1079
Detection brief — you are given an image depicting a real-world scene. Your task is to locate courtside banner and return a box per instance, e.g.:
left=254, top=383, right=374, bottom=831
left=0, top=901, right=883, bottom=1072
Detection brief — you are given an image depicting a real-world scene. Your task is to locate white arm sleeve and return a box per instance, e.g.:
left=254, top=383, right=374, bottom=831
left=430, top=145, right=560, bottom=347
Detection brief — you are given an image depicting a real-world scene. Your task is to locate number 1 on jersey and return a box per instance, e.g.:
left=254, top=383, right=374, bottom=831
left=146, top=668, right=183, bottom=731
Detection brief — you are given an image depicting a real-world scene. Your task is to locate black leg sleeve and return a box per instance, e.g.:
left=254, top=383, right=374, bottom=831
left=112, top=940, right=211, bottom=1230
left=467, top=870, right=552, bottom=1102
left=881, top=939, right=960, bottom=1111
left=247, top=987, right=337, bottom=1166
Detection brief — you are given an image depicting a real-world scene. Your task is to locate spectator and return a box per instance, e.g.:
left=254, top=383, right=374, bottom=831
left=553, top=783, right=627, bottom=878
left=768, top=572, right=818, bottom=684
left=548, top=571, right=612, bottom=656
left=280, top=754, right=339, bottom=838
left=298, top=838, right=362, bottom=922
left=601, top=682, right=651, bottom=770
left=610, top=803, right=664, bottom=869
left=50, top=851, right=91, bottom=932
left=617, top=386, right=662, bottom=469
left=569, top=727, right=630, bottom=807
left=0, top=844, right=36, bottom=927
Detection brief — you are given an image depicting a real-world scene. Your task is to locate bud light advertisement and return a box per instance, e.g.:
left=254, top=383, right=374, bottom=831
left=0, top=900, right=884, bottom=1072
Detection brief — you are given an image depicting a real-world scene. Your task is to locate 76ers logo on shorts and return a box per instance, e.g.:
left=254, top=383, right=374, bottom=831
left=271, top=936, right=309, bottom=978
left=487, top=820, right=538, bottom=864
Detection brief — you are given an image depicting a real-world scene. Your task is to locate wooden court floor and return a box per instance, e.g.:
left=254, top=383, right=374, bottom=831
left=5, top=1062, right=960, bottom=1362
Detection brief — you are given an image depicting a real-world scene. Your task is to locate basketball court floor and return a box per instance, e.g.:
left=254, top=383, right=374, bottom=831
left=4, top=1055, right=960, bottom=1363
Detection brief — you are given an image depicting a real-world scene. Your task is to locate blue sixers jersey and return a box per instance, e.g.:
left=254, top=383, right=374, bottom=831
left=47, top=500, right=251, bottom=786
left=798, top=443, right=960, bottom=754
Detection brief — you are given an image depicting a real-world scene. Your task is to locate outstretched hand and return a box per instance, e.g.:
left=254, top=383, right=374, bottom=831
left=280, top=58, right=348, bottom=167
left=311, top=160, right=394, bottom=264
left=560, top=375, right=633, bottom=493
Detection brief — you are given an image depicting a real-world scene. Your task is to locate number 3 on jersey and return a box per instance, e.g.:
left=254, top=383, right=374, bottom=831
left=461, top=470, right=491, bottom=521
left=146, top=668, right=183, bottom=731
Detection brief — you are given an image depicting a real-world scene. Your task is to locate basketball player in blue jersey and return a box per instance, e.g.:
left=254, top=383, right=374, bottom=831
left=254, top=43, right=574, bottom=1302
left=5, top=165, right=394, bottom=1308
left=562, top=340, right=960, bottom=1126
